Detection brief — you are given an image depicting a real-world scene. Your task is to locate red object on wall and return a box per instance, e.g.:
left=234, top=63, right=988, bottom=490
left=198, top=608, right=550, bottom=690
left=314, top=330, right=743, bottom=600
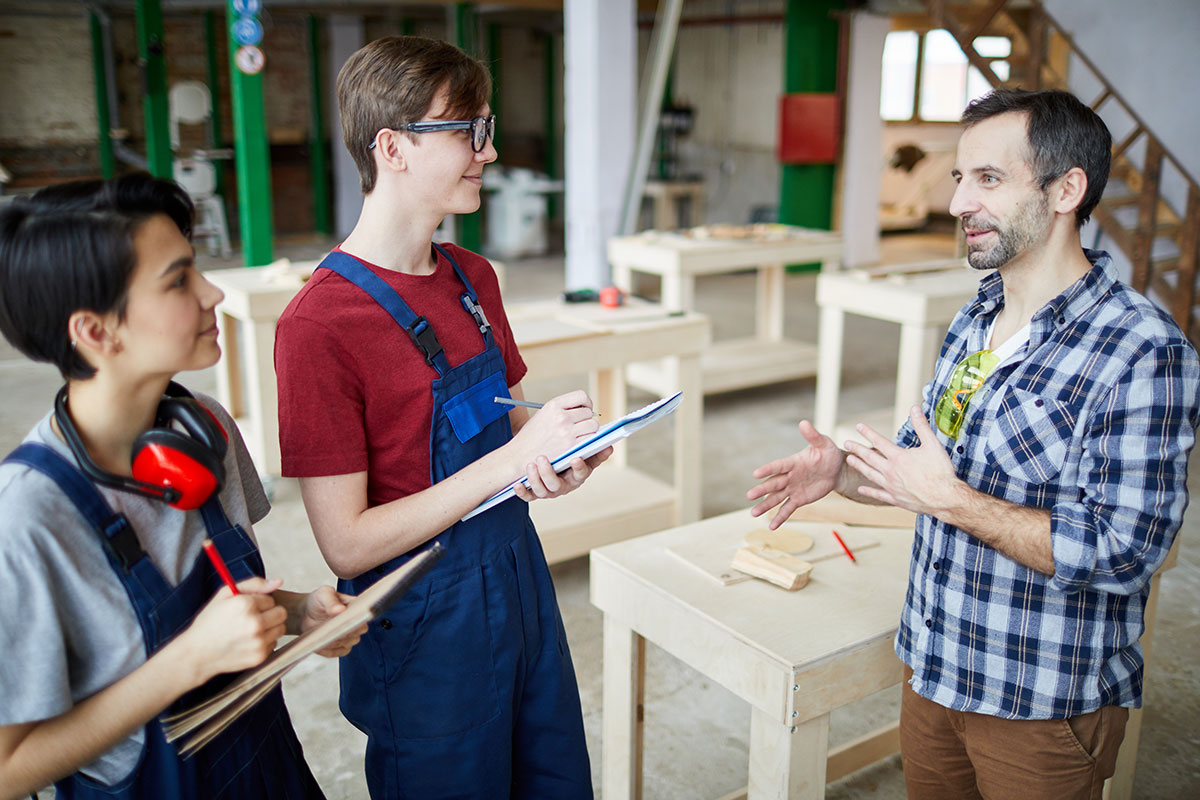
left=777, top=93, right=842, bottom=164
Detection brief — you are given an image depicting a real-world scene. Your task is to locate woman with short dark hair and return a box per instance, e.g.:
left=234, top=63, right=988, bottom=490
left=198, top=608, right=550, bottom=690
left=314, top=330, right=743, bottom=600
left=0, top=173, right=362, bottom=800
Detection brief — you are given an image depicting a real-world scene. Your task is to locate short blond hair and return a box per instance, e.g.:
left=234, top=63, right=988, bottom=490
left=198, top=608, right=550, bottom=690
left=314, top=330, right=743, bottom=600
left=337, top=35, right=492, bottom=194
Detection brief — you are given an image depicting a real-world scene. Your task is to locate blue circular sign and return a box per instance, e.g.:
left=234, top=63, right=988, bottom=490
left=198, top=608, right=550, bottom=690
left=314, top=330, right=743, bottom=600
left=231, top=0, right=262, bottom=15
left=232, top=16, right=263, bottom=47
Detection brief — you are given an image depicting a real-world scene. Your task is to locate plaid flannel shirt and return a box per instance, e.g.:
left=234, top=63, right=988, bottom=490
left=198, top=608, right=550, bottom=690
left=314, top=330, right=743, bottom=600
left=894, top=250, right=1200, bottom=719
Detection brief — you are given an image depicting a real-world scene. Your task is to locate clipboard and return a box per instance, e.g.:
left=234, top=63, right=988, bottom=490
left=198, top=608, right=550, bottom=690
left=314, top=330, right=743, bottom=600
left=462, top=392, right=684, bottom=521
left=163, top=543, right=446, bottom=757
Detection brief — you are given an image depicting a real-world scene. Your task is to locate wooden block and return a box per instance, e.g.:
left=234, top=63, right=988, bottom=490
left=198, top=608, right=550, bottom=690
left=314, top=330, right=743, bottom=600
left=731, top=546, right=813, bottom=591
left=666, top=523, right=881, bottom=587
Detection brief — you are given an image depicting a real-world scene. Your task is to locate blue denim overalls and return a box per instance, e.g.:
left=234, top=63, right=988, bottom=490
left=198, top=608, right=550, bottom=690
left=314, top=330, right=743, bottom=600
left=4, top=443, right=323, bottom=800
left=318, top=246, right=592, bottom=799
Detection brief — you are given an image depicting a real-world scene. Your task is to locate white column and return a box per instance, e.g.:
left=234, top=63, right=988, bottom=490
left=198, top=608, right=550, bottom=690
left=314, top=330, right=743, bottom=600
left=840, top=11, right=890, bottom=268
left=328, top=15, right=364, bottom=238
left=563, top=0, right=637, bottom=290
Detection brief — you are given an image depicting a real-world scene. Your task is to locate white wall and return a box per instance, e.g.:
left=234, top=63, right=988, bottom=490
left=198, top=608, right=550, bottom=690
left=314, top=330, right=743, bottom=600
left=1043, top=0, right=1200, bottom=184
left=0, top=14, right=96, bottom=146
left=663, top=2, right=785, bottom=225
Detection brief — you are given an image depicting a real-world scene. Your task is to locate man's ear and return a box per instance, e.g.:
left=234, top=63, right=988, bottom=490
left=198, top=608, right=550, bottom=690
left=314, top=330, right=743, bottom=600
left=68, top=310, right=122, bottom=357
left=1052, top=166, right=1088, bottom=218
left=373, top=129, right=408, bottom=174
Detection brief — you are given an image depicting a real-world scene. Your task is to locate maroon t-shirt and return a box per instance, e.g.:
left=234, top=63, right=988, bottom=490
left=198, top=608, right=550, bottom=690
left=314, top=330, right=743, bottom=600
left=274, top=243, right=527, bottom=507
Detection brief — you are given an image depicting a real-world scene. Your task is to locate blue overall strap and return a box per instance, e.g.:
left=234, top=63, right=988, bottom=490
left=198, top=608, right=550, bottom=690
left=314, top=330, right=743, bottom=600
left=317, top=250, right=452, bottom=375
left=432, top=242, right=496, bottom=350
left=5, top=443, right=147, bottom=572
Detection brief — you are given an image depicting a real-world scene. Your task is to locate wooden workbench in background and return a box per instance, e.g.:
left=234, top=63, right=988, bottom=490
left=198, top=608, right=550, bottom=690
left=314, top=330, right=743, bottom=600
left=608, top=225, right=843, bottom=396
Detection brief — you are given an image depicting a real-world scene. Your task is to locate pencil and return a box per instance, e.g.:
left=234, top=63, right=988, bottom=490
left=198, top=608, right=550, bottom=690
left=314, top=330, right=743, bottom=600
left=831, top=530, right=857, bottom=563
left=493, top=397, right=543, bottom=410
left=202, top=538, right=240, bottom=594
left=493, top=396, right=601, bottom=416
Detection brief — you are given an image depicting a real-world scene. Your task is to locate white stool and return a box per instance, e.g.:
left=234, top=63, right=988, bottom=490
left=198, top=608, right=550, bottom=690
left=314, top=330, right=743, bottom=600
left=174, top=158, right=231, bottom=258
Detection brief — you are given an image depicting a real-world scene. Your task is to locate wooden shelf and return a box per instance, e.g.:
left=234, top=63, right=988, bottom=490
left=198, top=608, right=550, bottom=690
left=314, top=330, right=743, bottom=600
left=531, top=466, right=677, bottom=564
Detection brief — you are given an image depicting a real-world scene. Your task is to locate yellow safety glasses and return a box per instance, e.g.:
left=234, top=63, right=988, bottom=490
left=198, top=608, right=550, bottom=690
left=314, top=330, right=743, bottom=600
left=934, top=349, right=1000, bottom=439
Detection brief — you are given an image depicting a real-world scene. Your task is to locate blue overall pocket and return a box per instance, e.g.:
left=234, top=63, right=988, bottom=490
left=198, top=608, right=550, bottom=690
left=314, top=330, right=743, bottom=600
left=442, top=371, right=512, bottom=444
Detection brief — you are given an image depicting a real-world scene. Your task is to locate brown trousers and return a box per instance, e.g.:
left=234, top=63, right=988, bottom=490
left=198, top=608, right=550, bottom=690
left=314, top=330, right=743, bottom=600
left=899, top=667, right=1129, bottom=800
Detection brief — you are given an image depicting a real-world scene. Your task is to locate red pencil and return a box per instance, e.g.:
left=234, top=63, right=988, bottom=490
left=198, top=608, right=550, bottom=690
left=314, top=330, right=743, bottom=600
left=202, top=538, right=240, bottom=595
left=831, top=529, right=857, bottom=563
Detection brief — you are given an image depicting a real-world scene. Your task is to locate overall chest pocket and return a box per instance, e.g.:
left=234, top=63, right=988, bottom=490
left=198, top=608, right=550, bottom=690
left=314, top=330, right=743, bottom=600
left=984, top=386, right=1079, bottom=485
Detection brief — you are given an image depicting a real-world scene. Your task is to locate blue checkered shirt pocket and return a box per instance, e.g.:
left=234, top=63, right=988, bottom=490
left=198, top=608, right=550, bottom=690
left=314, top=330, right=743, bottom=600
left=985, top=387, right=1078, bottom=485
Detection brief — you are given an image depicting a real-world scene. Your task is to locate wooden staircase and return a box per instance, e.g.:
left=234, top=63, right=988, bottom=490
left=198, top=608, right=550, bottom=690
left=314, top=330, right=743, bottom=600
left=924, top=0, right=1200, bottom=347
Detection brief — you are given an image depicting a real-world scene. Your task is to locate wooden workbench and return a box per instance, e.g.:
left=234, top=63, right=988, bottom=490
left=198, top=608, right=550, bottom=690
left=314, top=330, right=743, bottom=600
left=591, top=500, right=916, bottom=800
left=204, top=263, right=710, bottom=562
left=607, top=226, right=843, bottom=395
left=814, top=259, right=979, bottom=443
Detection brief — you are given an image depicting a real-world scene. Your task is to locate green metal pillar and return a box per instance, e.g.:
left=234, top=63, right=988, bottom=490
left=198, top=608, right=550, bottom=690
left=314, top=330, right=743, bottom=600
left=135, top=0, right=172, bottom=178
left=203, top=11, right=228, bottom=199
left=308, top=15, right=332, bottom=235
left=487, top=22, right=503, bottom=155
left=226, top=0, right=273, bottom=266
left=779, top=0, right=841, bottom=254
left=655, top=64, right=676, bottom=180
left=89, top=10, right=115, bottom=179
left=542, top=30, right=558, bottom=221
left=454, top=2, right=482, bottom=253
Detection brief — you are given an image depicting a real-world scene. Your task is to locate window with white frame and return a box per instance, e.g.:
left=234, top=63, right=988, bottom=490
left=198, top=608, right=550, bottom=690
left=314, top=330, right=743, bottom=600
left=881, top=29, right=1011, bottom=122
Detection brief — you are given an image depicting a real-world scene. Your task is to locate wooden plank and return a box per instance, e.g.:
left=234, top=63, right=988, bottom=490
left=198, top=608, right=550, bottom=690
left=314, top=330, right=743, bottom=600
left=1132, top=139, right=1164, bottom=293
left=1112, top=126, right=1143, bottom=161
left=720, top=719, right=901, bottom=800
left=1091, top=204, right=1134, bottom=257
left=602, top=617, right=645, bottom=800
left=749, top=710, right=828, bottom=800
left=965, top=0, right=1008, bottom=44
left=826, top=721, right=902, bottom=782
left=1089, top=87, right=1112, bottom=112
left=1170, top=185, right=1200, bottom=333
left=700, top=338, right=821, bottom=395
left=531, top=467, right=676, bottom=564
left=938, top=4, right=1008, bottom=89
left=1024, top=2, right=1045, bottom=90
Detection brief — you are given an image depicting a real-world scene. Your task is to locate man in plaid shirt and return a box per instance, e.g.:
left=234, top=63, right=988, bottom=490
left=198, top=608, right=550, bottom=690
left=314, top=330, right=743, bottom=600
left=749, top=88, right=1199, bottom=799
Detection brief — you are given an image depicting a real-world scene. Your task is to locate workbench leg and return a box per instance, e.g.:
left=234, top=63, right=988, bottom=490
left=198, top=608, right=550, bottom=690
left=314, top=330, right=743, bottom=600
left=612, top=262, right=635, bottom=294
left=893, top=323, right=941, bottom=433
left=215, top=311, right=243, bottom=418
left=1103, top=572, right=1163, bottom=800
left=756, top=264, right=786, bottom=342
left=242, top=320, right=280, bottom=475
left=814, top=306, right=845, bottom=435
left=592, top=367, right=629, bottom=469
left=748, top=709, right=829, bottom=800
left=603, top=616, right=646, bottom=800
left=661, top=272, right=694, bottom=314
left=674, top=352, right=703, bottom=524
left=654, top=193, right=675, bottom=230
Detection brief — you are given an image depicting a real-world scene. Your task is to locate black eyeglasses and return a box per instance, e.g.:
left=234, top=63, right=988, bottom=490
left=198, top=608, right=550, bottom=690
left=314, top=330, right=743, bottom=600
left=369, top=114, right=496, bottom=153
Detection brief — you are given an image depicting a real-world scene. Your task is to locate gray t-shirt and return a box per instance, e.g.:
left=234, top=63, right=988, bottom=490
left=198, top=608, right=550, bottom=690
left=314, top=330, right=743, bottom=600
left=0, top=393, right=269, bottom=784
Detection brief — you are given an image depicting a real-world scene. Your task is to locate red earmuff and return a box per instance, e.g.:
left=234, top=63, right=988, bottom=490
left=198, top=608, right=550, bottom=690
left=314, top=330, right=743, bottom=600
left=129, top=395, right=228, bottom=510
left=56, top=383, right=228, bottom=510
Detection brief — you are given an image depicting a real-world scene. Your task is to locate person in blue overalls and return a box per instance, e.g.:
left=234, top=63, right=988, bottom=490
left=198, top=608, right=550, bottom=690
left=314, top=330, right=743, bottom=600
left=0, top=174, right=365, bottom=799
left=274, top=36, right=609, bottom=799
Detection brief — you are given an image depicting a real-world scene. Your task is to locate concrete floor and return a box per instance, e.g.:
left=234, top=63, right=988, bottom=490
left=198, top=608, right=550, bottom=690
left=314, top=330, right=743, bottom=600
left=6, top=233, right=1197, bottom=798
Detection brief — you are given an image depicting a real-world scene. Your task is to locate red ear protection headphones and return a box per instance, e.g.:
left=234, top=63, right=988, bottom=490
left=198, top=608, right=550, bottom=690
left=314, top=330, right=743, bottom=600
left=54, top=382, right=228, bottom=510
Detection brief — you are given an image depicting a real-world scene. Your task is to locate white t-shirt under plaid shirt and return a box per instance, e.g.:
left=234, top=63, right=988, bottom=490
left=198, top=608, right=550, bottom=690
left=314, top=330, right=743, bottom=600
left=894, top=250, right=1200, bottom=720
